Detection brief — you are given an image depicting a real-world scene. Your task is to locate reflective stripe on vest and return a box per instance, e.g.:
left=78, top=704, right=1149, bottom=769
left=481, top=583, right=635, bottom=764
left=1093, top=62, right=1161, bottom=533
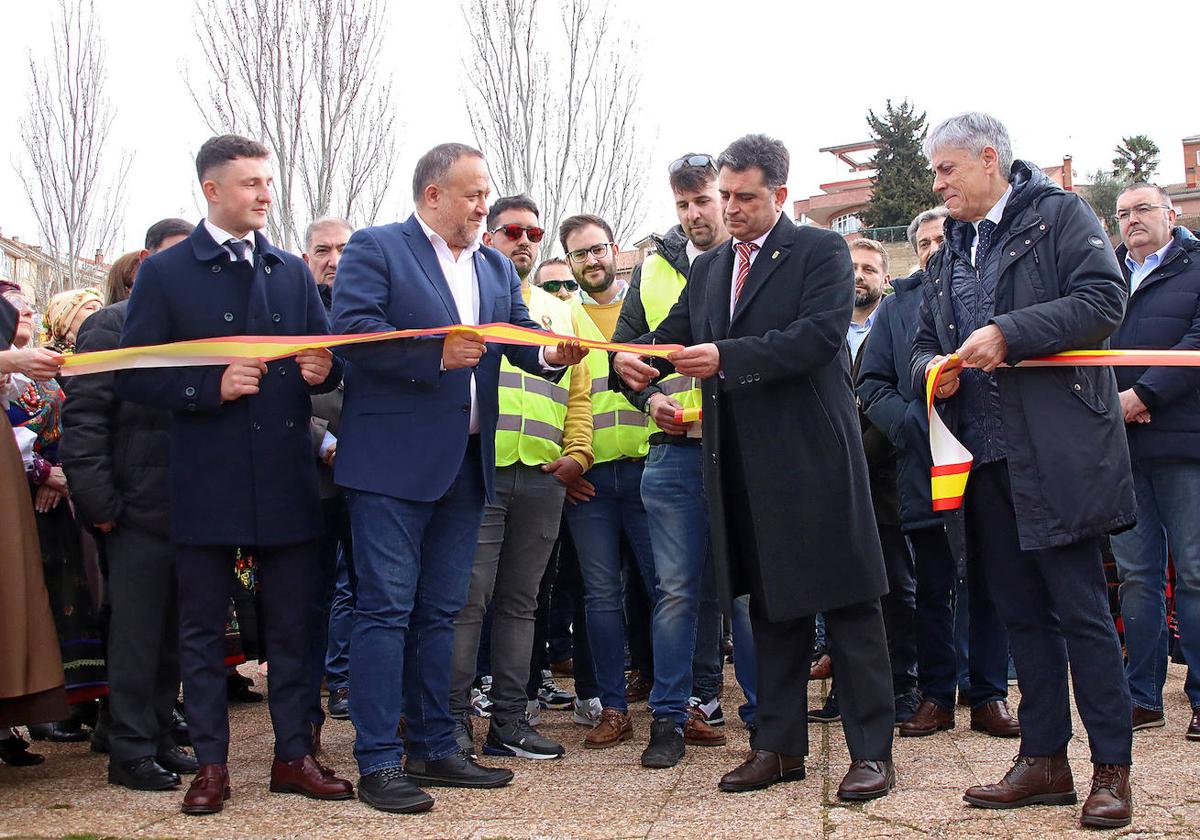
left=639, top=253, right=702, bottom=411
left=495, top=287, right=575, bottom=467
left=575, top=303, right=652, bottom=463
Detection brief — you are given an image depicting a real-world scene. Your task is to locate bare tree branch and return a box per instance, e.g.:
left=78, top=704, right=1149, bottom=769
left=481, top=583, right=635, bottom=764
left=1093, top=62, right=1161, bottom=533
left=185, top=0, right=400, bottom=251
left=461, top=0, right=648, bottom=256
left=15, top=0, right=130, bottom=306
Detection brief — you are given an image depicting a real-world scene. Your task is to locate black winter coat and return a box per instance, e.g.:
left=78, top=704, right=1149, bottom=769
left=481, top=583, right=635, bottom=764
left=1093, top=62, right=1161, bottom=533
left=857, top=272, right=943, bottom=532
left=911, top=162, right=1136, bottom=551
left=60, top=301, right=171, bottom=536
left=1112, top=227, right=1200, bottom=464
left=628, top=213, right=887, bottom=621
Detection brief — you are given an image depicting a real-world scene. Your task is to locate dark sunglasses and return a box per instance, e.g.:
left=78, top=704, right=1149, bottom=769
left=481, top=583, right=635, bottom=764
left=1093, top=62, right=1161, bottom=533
left=492, top=223, right=545, bottom=243
left=668, top=153, right=715, bottom=174
left=539, top=280, right=579, bottom=293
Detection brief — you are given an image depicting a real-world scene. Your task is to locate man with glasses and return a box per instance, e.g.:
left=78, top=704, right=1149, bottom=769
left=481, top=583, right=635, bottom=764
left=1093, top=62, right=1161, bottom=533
left=532, top=259, right=579, bottom=300
left=558, top=213, right=659, bottom=749
left=609, top=153, right=749, bottom=768
left=446, top=195, right=593, bottom=760
left=1109, top=183, right=1200, bottom=742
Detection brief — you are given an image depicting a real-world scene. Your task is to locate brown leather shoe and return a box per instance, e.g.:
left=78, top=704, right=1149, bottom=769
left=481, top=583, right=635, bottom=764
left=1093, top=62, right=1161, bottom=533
left=1188, top=707, right=1200, bottom=741
left=970, top=700, right=1021, bottom=737
left=583, top=708, right=633, bottom=749
left=683, top=710, right=726, bottom=747
left=809, top=654, right=832, bottom=681
left=1080, top=763, right=1132, bottom=828
left=1132, top=705, right=1165, bottom=731
left=899, top=699, right=954, bottom=737
left=269, top=754, right=354, bottom=800
left=718, top=750, right=805, bottom=792
left=625, top=671, right=652, bottom=702
left=964, top=753, right=1077, bottom=809
left=181, top=764, right=231, bottom=815
left=837, top=760, right=896, bottom=801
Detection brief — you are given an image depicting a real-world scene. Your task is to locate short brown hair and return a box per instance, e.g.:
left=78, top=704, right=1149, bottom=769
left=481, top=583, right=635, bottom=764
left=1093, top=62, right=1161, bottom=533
left=668, top=153, right=716, bottom=194
left=196, top=134, right=269, bottom=182
left=850, top=238, right=889, bottom=274
left=558, top=214, right=614, bottom=253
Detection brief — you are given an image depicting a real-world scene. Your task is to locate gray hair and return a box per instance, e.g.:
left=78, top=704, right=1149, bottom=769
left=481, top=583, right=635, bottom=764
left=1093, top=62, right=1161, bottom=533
left=1118, top=181, right=1174, bottom=211
left=906, top=207, right=950, bottom=252
left=924, top=112, right=1013, bottom=174
left=412, top=142, right=484, bottom=203
left=304, top=216, right=353, bottom=251
left=717, top=134, right=789, bottom=190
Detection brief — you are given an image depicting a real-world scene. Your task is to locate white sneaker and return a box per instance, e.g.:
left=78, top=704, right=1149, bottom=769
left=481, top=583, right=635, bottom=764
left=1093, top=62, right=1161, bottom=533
left=572, top=696, right=602, bottom=726
left=525, top=698, right=541, bottom=726
left=469, top=686, right=494, bottom=718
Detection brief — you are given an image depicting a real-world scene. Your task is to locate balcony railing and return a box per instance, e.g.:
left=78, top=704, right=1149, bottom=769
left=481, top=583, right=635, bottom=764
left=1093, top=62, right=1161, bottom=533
left=856, top=225, right=909, bottom=244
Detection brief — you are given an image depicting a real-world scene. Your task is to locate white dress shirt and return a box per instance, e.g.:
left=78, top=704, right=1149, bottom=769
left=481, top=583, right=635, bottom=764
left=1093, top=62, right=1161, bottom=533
left=970, top=186, right=1012, bottom=266
left=729, top=222, right=774, bottom=318
left=204, top=219, right=256, bottom=262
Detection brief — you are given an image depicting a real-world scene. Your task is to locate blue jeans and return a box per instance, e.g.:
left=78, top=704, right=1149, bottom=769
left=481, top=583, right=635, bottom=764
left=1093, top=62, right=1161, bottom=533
left=565, top=458, right=656, bottom=712
left=641, top=443, right=713, bottom=722
left=1110, top=461, right=1200, bottom=710
left=346, top=441, right=485, bottom=774
left=731, top=595, right=757, bottom=725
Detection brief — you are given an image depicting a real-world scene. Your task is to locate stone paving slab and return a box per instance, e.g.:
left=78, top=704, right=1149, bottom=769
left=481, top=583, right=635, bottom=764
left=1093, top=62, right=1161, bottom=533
left=2, top=663, right=1199, bottom=838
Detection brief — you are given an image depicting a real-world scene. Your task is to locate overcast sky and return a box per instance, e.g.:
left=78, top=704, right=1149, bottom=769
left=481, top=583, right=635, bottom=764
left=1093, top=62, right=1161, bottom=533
left=1, top=0, right=1194, bottom=255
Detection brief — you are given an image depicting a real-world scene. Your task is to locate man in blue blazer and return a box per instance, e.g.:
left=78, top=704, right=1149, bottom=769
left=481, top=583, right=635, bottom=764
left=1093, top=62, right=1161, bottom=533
left=118, top=135, right=353, bottom=815
left=330, top=142, right=584, bottom=814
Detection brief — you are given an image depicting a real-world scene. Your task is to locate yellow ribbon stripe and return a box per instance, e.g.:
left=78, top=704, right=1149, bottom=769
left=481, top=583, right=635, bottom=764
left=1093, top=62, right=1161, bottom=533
left=60, top=323, right=683, bottom=377
left=672, top=407, right=703, bottom=424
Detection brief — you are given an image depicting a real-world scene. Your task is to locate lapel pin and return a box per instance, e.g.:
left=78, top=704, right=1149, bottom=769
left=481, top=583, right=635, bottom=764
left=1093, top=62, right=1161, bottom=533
left=771, top=250, right=780, bottom=259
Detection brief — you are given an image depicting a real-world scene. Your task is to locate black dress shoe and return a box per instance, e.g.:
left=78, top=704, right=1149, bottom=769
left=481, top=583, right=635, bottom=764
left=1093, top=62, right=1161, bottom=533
left=172, top=706, right=191, bottom=747
left=157, top=746, right=200, bottom=775
left=0, top=732, right=44, bottom=766
left=328, top=687, right=350, bottom=720
left=28, top=721, right=89, bottom=743
left=108, top=756, right=181, bottom=791
left=358, top=766, right=434, bottom=814
left=405, top=751, right=513, bottom=788
left=227, top=674, right=263, bottom=703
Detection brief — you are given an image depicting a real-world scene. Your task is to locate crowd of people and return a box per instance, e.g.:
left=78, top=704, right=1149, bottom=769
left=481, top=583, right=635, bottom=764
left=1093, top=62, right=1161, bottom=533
left=2, top=110, right=1198, bottom=832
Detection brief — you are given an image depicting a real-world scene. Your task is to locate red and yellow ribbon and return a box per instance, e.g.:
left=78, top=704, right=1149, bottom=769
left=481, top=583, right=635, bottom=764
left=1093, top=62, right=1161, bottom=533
left=672, top=407, right=703, bottom=424
left=926, top=349, right=1200, bottom=511
left=59, top=322, right=683, bottom=377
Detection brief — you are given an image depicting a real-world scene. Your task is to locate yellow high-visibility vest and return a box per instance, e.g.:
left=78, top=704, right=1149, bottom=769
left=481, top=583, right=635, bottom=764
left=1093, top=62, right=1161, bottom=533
left=575, top=301, right=652, bottom=463
left=639, top=254, right=701, bottom=412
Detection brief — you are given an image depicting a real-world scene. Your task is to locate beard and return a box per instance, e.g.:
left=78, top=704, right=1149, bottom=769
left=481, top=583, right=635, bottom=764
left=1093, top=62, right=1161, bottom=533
left=855, top=287, right=882, bottom=308
left=687, top=224, right=716, bottom=249
left=576, top=262, right=615, bottom=294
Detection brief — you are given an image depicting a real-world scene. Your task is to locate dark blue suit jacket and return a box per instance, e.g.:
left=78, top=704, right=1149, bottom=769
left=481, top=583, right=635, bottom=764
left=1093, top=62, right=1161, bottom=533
left=117, top=223, right=340, bottom=547
left=331, top=213, right=555, bottom=503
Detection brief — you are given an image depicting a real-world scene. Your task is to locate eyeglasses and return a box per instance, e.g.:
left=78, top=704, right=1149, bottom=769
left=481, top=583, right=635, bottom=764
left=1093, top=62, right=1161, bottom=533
left=1116, top=203, right=1171, bottom=221
left=538, top=280, right=579, bottom=293
left=668, top=154, right=715, bottom=174
left=492, top=223, right=544, bottom=243
left=566, top=242, right=614, bottom=264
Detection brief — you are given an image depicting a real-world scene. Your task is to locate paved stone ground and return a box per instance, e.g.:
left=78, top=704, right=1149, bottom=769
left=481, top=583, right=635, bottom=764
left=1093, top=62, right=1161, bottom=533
left=2, top=662, right=1199, bottom=839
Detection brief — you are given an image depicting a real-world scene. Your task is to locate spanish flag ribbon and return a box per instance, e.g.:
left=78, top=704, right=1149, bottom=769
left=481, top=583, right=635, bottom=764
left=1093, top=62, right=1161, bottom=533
left=672, top=407, right=703, bottom=424
left=59, top=323, right=684, bottom=377
left=926, top=348, right=1200, bottom=510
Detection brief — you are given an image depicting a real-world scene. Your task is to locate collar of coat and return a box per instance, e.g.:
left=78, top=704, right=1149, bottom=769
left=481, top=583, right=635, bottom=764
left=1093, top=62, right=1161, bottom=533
left=942, top=161, right=1057, bottom=260
left=1114, top=226, right=1200, bottom=272
left=187, top=222, right=287, bottom=265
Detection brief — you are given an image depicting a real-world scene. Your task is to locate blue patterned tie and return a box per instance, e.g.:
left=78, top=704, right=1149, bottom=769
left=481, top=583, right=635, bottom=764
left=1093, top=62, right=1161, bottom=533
left=975, top=220, right=997, bottom=267
left=225, top=238, right=250, bottom=262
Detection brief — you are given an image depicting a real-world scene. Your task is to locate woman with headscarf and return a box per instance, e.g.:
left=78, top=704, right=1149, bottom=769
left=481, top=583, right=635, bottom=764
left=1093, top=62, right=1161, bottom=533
left=0, top=284, right=69, bottom=765
left=43, top=287, right=104, bottom=355
left=2, top=282, right=108, bottom=743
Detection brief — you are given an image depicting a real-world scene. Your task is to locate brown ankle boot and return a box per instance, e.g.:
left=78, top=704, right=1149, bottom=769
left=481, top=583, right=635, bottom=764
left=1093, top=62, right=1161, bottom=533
left=1080, top=764, right=1132, bottom=828
left=963, top=752, right=1077, bottom=809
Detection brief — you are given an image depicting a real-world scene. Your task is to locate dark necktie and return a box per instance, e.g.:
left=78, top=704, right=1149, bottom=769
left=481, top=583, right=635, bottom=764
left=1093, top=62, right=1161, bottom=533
left=975, top=219, right=997, bottom=267
left=225, top=238, right=250, bottom=262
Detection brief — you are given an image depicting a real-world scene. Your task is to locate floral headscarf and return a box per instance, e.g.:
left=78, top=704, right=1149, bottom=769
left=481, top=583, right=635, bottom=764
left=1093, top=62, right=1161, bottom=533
left=43, top=287, right=103, bottom=354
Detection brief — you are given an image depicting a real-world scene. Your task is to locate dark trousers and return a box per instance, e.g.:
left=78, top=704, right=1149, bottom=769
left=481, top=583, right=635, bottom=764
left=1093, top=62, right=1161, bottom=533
left=878, top=522, right=917, bottom=696
left=311, top=494, right=353, bottom=726
left=104, top=523, right=180, bottom=762
left=177, top=540, right=321, bottom=765
left=966, top=461, right=1132, bottom=764
left=910, top=525, right=1008, bottom=709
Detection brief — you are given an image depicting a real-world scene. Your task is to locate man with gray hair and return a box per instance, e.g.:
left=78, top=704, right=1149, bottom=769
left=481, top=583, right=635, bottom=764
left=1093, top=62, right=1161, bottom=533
left=911, top=112, right=1135, bottom=828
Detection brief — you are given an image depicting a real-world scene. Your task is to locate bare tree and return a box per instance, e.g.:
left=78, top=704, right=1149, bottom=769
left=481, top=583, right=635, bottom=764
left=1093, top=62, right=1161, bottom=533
left=187, top=0, right=399, bottom=251
left=462, top=0, right=649, bottom=254
left=16, top=0, right=130, bottom=305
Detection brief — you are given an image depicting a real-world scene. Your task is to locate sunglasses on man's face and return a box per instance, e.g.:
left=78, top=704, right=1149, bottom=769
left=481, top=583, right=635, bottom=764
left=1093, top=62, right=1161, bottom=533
left=492, top=223, right=545, bottom=243
left=539, top=280, right=579, bottom=293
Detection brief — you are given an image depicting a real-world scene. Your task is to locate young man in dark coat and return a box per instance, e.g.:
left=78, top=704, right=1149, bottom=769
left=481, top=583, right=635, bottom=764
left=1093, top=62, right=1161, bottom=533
left=912, top=112, right=1135, bottom=828
left=118, top=135, right=351, bottom=815
left=614, top=134, right=896, bottom=801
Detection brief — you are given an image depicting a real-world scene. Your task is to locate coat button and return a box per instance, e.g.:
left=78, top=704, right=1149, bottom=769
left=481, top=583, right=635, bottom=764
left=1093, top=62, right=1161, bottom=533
left=753, top=374, right=761, bottom=382
left=461, top=404, right=470, bottom=413
left=1009, top=251, right=1017, bottom=257
left=1025, top=240, right=1031, bottom=245
left=948, top=323, right=955, bottom=331
left=1074, top=383, right=1082, bottom=391
left=279, top=366, right=287, bottom=376
left=253, top=422, right=261, bottom=431
left=286, top=419, right=294, bottom=428
left=184, top=386, right=196, bottom=397
left=264, top=266, right=272, bottom=274
left=224, top=312, right=234, bottom=322
left=272, top=313, right=281, bottom=323
left=1039, top=224, right=1046, bottom=230
left=211, top=265, right=221, bottom=274
left=711, top=453, right=718, bottom=463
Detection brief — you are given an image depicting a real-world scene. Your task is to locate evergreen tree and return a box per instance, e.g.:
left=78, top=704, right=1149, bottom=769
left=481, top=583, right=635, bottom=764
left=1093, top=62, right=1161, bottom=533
left=861, top=99, right=940, bottom=230
left=1084, top=169, right=1123, bottom=236
left=1112, top=135, right=1160, bottom=182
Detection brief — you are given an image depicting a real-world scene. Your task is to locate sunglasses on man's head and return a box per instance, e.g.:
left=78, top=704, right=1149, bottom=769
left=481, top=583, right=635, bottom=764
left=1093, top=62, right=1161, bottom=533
left=492, top=223, right=545, bottom=243
left=539, top=280, right=579, bottom=293
left=668, top=154, right=715, bottom=174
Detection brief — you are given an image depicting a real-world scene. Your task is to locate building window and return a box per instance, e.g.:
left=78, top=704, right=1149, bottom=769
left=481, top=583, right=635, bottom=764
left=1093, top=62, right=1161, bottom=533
left=831, top=213, right=862, bottom=235
left=0, top=253, right=13, bottom=280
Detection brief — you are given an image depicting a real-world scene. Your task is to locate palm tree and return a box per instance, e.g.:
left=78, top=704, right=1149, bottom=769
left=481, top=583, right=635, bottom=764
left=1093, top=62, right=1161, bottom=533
left=1112, top=135, right=1160, bottom=182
